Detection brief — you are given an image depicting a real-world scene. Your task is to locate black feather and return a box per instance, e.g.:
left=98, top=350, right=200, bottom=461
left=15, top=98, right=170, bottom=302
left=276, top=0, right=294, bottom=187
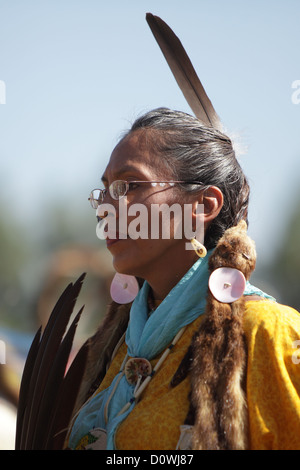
left=146, top=13, right=223, bottom=131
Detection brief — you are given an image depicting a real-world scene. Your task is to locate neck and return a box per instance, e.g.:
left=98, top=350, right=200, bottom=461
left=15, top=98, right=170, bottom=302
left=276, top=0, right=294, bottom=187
left=147, top=287, right=162, bottom=313
left=145, top=251, right=199, bottom=301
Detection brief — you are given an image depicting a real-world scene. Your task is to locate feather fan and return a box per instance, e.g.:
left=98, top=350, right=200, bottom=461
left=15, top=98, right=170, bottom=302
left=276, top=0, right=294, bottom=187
left=15, top=273, right=88, bottom=450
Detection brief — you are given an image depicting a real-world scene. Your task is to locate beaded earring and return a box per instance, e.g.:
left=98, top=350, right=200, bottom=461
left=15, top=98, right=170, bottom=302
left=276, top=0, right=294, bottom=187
left=190, top=238, right=207, bottom=258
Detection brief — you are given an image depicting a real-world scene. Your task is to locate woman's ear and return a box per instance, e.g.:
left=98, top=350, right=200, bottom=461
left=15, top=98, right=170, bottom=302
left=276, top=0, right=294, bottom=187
left=202, top=186, right=223, bottom=223
left=191, top=186, right=223, bottom=232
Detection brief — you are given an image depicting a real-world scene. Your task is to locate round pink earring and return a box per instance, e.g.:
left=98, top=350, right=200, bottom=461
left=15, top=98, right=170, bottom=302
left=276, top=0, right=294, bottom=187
left=110, top=273, right=139, bottom=304
left=208, top=267, right=246, bottom=303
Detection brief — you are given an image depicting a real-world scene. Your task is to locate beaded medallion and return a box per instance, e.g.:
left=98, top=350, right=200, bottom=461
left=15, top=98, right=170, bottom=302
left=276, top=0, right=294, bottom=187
left=124, top=357, right=152, bottom=385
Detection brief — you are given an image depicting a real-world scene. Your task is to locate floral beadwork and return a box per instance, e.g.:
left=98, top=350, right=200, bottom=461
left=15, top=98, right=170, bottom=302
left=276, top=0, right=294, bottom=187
left=124, top=358, right=152, bottom=385
left=75, top=428, right=107, bottom=450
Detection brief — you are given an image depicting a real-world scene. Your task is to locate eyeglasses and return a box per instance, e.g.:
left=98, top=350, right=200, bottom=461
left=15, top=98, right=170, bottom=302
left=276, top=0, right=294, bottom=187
left=88, top=180, right=204, bottom=209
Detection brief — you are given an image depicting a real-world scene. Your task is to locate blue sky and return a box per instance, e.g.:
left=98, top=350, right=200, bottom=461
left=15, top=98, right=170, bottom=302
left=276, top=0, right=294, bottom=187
left=0, top=0, right=299, bottom=265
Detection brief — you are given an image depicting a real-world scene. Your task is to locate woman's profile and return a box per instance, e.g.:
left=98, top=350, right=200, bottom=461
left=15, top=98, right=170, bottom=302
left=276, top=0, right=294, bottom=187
left=16, top=14, right=300, bottom=451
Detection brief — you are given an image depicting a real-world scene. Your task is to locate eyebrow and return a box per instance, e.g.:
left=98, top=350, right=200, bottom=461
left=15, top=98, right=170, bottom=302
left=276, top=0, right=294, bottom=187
left=101, top=164, right=149, bottom=183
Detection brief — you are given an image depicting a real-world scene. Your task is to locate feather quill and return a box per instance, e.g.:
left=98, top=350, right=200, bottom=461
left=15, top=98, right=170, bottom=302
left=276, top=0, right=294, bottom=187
left=146, top=13, right=223, bottom=131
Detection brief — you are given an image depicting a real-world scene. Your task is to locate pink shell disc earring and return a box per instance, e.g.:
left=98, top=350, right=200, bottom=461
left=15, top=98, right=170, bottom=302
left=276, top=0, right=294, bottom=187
left=110, top=273, right=139, bottom=304
left=208, top=267, right=246, bottom=303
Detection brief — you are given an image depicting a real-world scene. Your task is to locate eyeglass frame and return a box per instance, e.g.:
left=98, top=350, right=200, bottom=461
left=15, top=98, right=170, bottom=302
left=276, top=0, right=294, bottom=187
left=88, top=180, right=205, bottom=209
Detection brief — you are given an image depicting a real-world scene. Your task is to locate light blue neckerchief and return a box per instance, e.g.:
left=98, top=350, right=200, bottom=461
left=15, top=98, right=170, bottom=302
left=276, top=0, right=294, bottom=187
left=68, top=252, right=274, bottom=450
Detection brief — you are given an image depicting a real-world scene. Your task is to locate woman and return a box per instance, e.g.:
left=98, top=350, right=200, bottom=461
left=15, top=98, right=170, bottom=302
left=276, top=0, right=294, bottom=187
left=65, top=108, right=300, bottom=450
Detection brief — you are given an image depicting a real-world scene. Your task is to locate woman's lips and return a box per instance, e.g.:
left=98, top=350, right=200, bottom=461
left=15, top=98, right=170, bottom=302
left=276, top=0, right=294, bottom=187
left=106, top=238, right=119, bottom=247
left=106, top=232, right=128, bottom=248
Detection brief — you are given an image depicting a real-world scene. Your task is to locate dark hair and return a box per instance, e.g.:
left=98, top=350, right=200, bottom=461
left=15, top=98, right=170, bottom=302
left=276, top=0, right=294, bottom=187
left=125, top=107, right=250, bottom=249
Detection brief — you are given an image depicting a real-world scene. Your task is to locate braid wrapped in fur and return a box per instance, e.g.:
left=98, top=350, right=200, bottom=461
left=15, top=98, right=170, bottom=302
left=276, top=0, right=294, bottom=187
left=189, top=220, right=256, bottom=450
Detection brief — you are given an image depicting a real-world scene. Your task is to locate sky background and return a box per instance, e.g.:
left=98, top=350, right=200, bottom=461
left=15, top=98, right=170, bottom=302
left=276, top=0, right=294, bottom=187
left=1, top=1, right=299, bottom=449
left=0, top=0, right=299, bottom=268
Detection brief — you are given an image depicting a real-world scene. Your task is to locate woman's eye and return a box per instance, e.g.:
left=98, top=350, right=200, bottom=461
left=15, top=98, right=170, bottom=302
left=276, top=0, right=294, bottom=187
left=128, top=182, right=139, bottom=191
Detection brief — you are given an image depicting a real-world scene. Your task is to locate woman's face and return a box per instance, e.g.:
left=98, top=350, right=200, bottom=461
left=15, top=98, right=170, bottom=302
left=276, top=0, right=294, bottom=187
left=100, top=129, right=200, bottom=281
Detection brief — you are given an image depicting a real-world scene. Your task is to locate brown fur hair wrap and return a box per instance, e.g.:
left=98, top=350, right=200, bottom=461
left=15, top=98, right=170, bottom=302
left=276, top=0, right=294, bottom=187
left=189, top=220, right=256, bottom=450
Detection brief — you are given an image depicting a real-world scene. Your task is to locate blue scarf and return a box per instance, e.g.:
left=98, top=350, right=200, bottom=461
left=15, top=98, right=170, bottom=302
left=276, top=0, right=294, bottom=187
left=68, top=253, right=274, bottom=449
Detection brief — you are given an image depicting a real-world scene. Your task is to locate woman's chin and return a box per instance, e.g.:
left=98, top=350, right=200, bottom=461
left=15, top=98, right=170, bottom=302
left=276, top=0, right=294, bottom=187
left=111, top=254, right=138, bottom=277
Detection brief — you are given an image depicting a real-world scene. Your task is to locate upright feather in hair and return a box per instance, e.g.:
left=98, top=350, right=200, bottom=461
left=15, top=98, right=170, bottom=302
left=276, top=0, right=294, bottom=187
left=146, top=13, right=223, bottom=131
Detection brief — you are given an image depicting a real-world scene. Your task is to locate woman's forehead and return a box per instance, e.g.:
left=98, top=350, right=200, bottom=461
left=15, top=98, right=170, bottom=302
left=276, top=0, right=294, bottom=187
left=104, top=130, right=171, bottom=180
left=113, top=130, right=155, bottom=160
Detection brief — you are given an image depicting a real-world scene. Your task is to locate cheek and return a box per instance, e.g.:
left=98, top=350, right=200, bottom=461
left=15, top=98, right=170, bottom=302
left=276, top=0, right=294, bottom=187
left=110, top=195, right=188, bottom=274
left=147, top=206, right=187, bottom=240
left=110, top=237, right=176, bottom=276
left=109, top=239, right=148, bottom=275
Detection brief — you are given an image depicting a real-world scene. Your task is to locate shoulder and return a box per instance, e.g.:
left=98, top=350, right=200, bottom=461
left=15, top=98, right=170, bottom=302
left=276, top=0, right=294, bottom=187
left=243, top=299, right=300, bottom=449
left=243, top=298, right=300, bottom=352
left=244, top=298, right=300, bottom=331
